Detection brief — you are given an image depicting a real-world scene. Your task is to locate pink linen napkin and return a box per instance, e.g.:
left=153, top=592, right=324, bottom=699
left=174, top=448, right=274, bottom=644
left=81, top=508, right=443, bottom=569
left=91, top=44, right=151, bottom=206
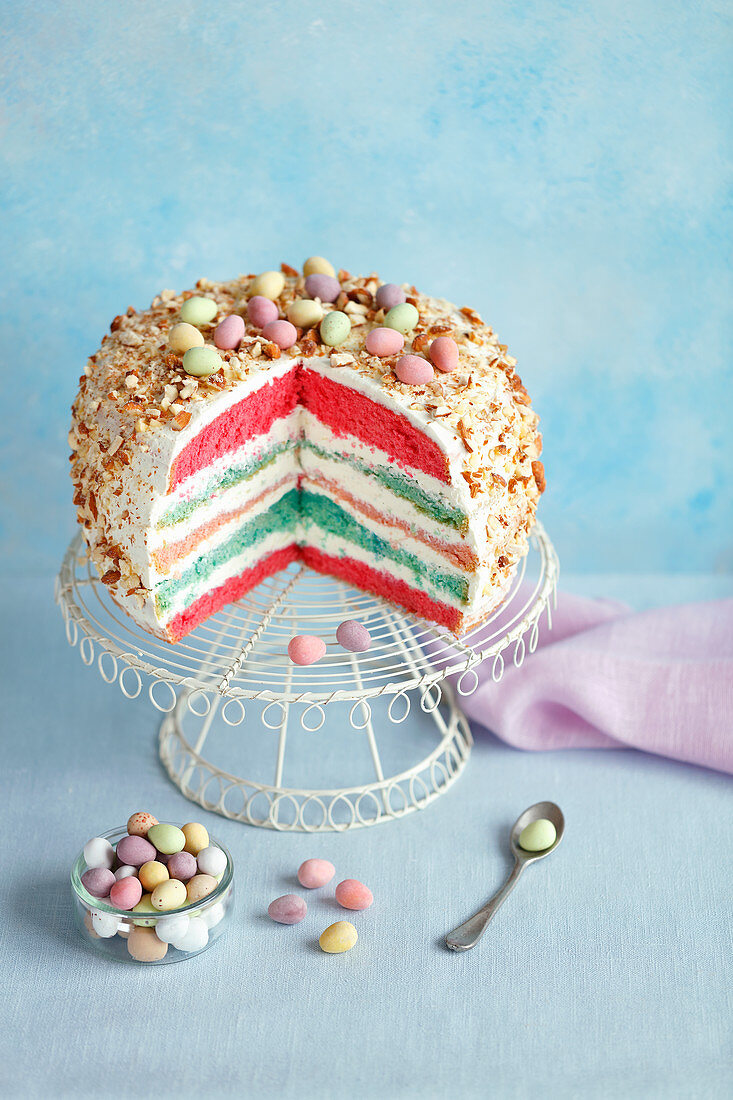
left=453, top=593, right=733, bottom=774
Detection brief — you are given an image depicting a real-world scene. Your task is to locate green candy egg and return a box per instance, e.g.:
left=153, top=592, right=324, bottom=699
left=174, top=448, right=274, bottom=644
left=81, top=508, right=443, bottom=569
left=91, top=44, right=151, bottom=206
left=384, top=302, right=419, bottom=335
left=147, top=823, right=186, bottom=855
left=131, top=893, right=158, bottom=927
left=182, top=346, right=222, bottom=378
left=180, top=296, right=218, bottom=326
left=518, top=818, right=556, bottom=852
left=320, top=310, right=351, bottom=347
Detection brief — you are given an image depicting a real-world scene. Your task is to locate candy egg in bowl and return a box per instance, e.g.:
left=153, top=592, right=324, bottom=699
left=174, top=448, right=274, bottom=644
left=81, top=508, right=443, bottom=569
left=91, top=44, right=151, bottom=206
left=71, top=824, right=234, bottom=964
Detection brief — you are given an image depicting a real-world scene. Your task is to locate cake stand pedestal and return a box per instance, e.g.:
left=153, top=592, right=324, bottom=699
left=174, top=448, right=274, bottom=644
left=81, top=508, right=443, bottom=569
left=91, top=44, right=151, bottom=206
left=56, top=524, right=558, bottom=832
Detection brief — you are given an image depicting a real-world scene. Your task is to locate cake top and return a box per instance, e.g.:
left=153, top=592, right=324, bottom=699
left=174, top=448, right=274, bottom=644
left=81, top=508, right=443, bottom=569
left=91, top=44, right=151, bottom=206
left=72, top=259, right=544, bottom=501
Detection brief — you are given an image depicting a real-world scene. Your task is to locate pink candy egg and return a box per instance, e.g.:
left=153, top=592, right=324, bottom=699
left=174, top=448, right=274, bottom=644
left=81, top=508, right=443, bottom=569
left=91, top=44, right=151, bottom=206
left=268, top=894, right=308, bottom=925
left=304, top=273, right=340, bottom=302
left=116, top=834, right=156, bottom=868
left=109, top=875, right=143, bottom=911
left=335, top=878, right=373, bottom=911
left=247, top=295, right=279, bottom=328
left=429, top=335, right=459, bottom=373
left=288, top=635, right=326, bottom=666
left=395, top=354, right=434, bottom=385
left=365, top=327, right=405, bottom=357
left=262, top=320, right=298, bottom=350
left=81, top=867, right=116, bottom=899
left=167, top=851, right=198, bottom=882
left=336, top=620, right=371, bottom=653
left=297, top=859, right=336, bottom=889
left=376, top=283, right=406, bottom=310
left=214, top=314, right=245, bottom=350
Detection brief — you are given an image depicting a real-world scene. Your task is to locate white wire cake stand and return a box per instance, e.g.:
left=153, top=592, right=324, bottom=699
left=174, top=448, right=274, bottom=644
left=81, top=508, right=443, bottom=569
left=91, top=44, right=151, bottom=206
left=56, top=523, right=558, bottom=832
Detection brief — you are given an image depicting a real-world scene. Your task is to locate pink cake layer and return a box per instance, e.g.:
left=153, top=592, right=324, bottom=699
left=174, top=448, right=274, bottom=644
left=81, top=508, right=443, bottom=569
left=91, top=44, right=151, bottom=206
left=170, top=365, right=451, bottom=491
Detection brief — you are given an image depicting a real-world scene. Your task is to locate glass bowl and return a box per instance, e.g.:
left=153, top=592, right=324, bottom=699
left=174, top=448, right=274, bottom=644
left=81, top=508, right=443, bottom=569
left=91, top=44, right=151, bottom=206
left=70, top=825, right=234, bottom=964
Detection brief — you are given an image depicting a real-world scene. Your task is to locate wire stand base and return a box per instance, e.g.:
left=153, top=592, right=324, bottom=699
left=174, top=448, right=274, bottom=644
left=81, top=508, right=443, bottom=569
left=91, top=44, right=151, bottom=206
left=57, top=523, right=558, bottom=832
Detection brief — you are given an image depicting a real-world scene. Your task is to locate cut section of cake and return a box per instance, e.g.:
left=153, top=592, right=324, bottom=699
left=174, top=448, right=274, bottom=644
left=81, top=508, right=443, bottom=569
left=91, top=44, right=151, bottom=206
left=69, top=264, right=544, bottom=642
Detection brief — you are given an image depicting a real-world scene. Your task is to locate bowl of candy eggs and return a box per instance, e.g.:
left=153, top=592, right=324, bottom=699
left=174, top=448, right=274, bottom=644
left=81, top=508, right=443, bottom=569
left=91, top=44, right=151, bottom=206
left=70, top=811, right=234, bottom=964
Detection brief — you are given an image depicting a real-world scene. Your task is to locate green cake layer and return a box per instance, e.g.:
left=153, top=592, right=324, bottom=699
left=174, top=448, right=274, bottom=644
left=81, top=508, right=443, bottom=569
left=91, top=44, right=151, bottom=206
left=155, top=488, right=468, bottom=616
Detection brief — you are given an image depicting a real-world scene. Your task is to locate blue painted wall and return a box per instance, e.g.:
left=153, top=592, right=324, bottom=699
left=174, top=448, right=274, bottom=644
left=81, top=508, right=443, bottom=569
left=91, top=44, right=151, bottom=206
left=2, top=0, right=730, bottom=576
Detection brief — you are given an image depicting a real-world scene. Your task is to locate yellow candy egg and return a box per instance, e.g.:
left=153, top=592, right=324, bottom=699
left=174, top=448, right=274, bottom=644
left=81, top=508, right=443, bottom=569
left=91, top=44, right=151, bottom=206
left=319, top=920, right=358, bottom=954
left=304, top=256, right=336, bottom=277
left=181, top=822, right=209, bottom=857
left=168, top=322, right=204, bottom=355
left=247, top=271, right=285, bottom=300
left=139, top=860, right=169, bottom=893
left=151, top=879, right=187, bottom=911
left=287, top=299, right=324, bottom=329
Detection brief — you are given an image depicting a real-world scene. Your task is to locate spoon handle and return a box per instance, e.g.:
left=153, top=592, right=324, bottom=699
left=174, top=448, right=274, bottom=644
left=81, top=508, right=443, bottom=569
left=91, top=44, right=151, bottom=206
left=445, top=859, right=525, bottom=951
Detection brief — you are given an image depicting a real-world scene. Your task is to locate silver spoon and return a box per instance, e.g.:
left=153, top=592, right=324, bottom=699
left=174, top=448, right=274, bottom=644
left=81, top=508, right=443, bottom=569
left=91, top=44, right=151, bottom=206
left=445, top=800, right=565, bottom=952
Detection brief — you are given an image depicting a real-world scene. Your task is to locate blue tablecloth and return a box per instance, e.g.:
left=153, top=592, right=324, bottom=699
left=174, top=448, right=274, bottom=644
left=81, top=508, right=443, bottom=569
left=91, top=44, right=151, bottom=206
left=1, top=576, right=730, bottom=1099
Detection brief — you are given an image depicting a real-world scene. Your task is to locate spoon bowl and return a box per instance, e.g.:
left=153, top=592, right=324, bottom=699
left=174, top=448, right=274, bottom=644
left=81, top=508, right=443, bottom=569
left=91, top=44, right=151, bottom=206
left=511, top=800, right=565, bottom=863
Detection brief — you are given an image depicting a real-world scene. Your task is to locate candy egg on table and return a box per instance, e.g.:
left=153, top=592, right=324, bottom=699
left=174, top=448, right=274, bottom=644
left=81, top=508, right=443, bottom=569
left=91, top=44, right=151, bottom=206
left=147, top=823, right=186, bottom=856
left=319, top=921, right=358, bottom=954
left=335, top=879, right=373, bottom=911
left=151, top=879, right=187, bottom=911
left=268, top=895, right=307, bottom=925
left=196, top=845, right=227, bottom=878
left=297, top=859, right=335, bottom=889
left=181, top=822, right=209, bottom=856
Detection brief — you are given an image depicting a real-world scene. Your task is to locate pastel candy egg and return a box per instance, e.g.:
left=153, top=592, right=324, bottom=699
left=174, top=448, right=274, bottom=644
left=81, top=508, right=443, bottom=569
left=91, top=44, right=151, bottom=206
left=147, top=823, right=186, bottom=855
left=365, top=327, right=404, bottom=357
left=131, top=893, right=157, bottom=926
left=186, top=874, right=218, bottom=903
left=297, top=859, right=335, bottom=889
left=151, top=879, right=187, bottom=911
left=114, top=865, right=137, bottom=881
left=83, top=837, right=115, bottom=870
left=182, top=345, right=222, bottom=378
left=384, top=302, right=419, bottom=335
left=109, top=875, right=143, bottom=911
left=201, top=901, right=226, bottom=929
left=287, top=299, right=324, bottom=329
left=127, top=926, right=168, bottom=962
left=376, top=283, right=406, bottom=311
left=395, top=354, right=434, bottom=385
left=180, top=296, right=218, bottom=326
left=167, top=851, right=198, bottom=882
left=336, top=620, right=371, bottom=653
left=305, top=273, right=340, bottom=302
left=319, top=920, right=358, bottom=954
left=126, top=811, right=158, bottom=837
left=214, top=314, right=245, bottom=350
left=288, top=634, right=327, bottom=666
left=182, top=822, right=209, bottom=856
left=303, top=255, right=336, bottom=277
left=247, top=295, right=279, bottom=327
left=196, top=846, right=228, bottom=877
left=262, top=319, right=298, bottom=350
left=90, top=909, right=119, bottom=939
left=139, top=860, right=169, bottom=892
left=268, top=894, right=307, bottom=925
left=167, top=322, right=204, bottom=355
left=155, top=913, right=190, bottom=945
left=248, top=271, right=285, bottom=300
left=83, top=909, right=100, bottom=939
left=518, top=818, right=557, bottom=852
left=429, top=335, right=459, bottom=373
left=116, top=834, right=156, bottom=868
left=335, top=878, right=373, bottom=911
left=171, top=917, right=209, bottom=953
left=81, top=867, right=115, bottom=899
left=320, top=311, right=351, bottom=348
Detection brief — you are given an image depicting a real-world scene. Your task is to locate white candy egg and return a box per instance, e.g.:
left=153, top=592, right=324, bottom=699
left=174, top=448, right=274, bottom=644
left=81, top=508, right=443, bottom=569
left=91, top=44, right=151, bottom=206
left=201, top=901, right=226, bottom=930
left=155, top=913, right=190, bottom=945
left=114, top=865, right=137, bottom=880
left=83, top=837, right=115, bottom=870
left=196, top=845, right=227, bottom=878
left=172, top=918, right=209, bottom=953
left=91, top=909, right=119, bottom=938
